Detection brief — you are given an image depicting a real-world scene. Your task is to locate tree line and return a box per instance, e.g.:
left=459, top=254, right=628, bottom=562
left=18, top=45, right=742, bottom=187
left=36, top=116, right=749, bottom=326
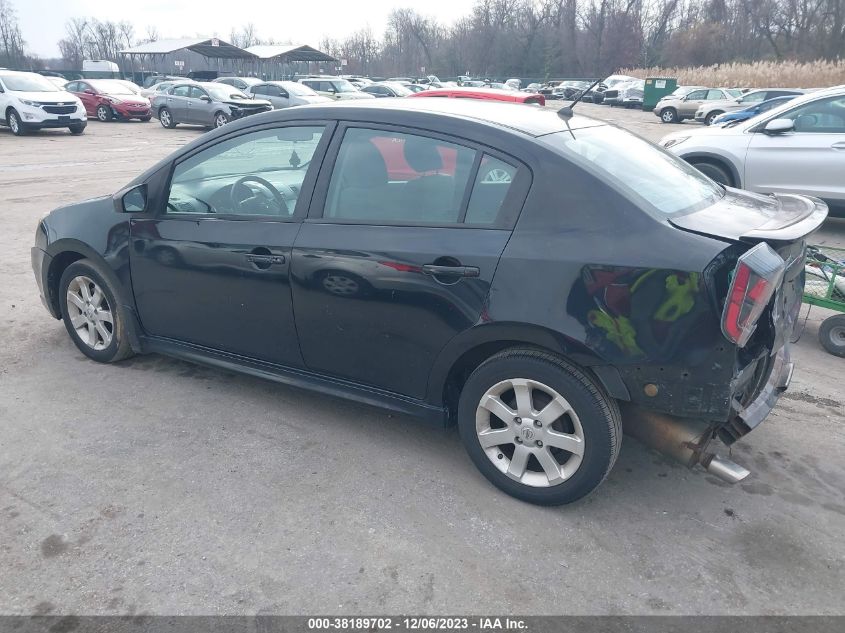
left=1, top=0, right=844, bottom=78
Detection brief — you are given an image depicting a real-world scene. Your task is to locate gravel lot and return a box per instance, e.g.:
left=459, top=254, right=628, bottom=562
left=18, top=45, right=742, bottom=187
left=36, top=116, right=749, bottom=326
left=1, top=104, right=843, bottom=616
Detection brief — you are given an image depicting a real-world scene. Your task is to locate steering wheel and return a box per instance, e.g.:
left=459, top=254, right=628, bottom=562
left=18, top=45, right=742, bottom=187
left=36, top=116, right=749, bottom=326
left=230, top=175, right=288, bottom=215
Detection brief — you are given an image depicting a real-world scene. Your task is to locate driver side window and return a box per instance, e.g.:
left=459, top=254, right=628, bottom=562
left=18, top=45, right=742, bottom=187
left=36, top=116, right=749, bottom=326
left=166, top=126, right=326, bottom=217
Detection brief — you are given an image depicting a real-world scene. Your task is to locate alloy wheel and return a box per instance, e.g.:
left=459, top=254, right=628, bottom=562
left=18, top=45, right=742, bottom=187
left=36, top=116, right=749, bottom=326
left=160, top=110, right=171, bottom=127
left=321, top=274, right=359, bottom=296
left=475, top=378, right=585, bottom=487
left=215, top=113, right=228, bottom=128
left=9, top=112, right=20, bottom=134
left=482, top=168, right=512, bottom=184
left=66, top=275, right=113, bottom=351
left=97, top=106, right=109, bottom=121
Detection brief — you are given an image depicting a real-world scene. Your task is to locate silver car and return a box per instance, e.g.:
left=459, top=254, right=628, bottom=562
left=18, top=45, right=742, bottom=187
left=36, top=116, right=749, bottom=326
left=213, top=76, right=264, bottom=92
left=152, top=82, right=271, bottom=129
left=655, top=87, right=743, bottom=123
left=246, top=81, right=331, bottom=109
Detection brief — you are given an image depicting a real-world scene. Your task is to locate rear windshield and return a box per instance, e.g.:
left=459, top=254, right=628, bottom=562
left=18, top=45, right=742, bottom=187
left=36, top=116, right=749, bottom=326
left=544, top=125, right=724, bottom=216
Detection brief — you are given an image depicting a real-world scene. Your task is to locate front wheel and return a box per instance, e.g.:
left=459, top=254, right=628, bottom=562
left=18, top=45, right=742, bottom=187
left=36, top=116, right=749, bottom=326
left=214, top=111, right=229, bottom=128
left=457, top=349, right=621, bottom=505
left=96, top=104, right=112, bottom=122
left=158, top=107, right=177, bottom=129
left=660, top=108, right=678, bottom=123
left=7, top=109, right=26, bottom=135
left=704, top=111, right=722, bottom=126
left=68, top=124, right=86, bottom=135
left=59, top=260, right=134, bottom=363
left=690, top=160, right=733, bottom=187
left=819, top=315, right=845, bottom=357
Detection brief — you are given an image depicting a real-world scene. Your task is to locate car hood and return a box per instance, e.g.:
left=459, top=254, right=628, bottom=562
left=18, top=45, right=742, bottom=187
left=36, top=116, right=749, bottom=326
left=670, top=188, right=828, bottom=242
left=13, top=90, right=80, bottom=103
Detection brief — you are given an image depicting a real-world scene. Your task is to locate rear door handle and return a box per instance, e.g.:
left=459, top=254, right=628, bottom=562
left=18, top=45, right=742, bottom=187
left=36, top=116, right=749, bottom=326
left=831, top=142, right=845, bottom=151
left=421, top=264, right=480, bottom=278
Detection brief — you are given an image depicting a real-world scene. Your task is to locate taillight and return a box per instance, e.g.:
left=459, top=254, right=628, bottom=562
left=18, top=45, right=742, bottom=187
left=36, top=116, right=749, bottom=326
left=721, top=242, right=786, bottom=347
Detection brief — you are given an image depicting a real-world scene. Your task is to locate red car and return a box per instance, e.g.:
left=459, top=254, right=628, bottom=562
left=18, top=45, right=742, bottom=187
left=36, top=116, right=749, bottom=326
left=410, top=87, right=545, bottom=106
left=66, top=79, right=152, bottom=122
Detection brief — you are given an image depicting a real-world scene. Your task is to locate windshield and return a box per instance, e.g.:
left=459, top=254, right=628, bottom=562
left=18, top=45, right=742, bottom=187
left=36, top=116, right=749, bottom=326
left=0, top=73, right=60, bottom=92
left=333, top=80, right=357, bottom=93
left=206, top=85, right=249, bottom=101
left=546, top=125, right=723, bottom=216
left=90, top=80, right=136, bottom=95
left=669, top=87, right=698, bottom=98
left=284, top=82, right=318, bottom=97
left=726, top=89, right=743, bottom=98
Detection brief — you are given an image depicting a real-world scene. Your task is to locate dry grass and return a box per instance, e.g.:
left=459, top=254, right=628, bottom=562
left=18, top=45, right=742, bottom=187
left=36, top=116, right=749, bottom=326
left=618, top=60, right=845, bottom=88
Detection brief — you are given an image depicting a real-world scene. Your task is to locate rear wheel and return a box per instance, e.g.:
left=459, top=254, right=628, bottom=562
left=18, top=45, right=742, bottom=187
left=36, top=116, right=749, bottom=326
left=59, top=260, right=134, bottom=363
left=660, top=107, right=678, bottom=123
left=819, top=315, right=845, bottom=357
left=457, top=349, right=621, bottom=505
left=690, top=160, right=734, bottom=187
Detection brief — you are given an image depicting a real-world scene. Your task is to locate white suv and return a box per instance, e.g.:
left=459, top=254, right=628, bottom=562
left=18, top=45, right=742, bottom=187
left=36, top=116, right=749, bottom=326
left=0, top=70, right=87, bottom=136
left=660, top=85, right=845, bottom=215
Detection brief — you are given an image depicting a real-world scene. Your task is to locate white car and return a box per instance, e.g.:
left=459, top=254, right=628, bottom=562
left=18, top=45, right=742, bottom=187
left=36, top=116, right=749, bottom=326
left=298, top=77, right=375, bottom=100
left=0, top=70, right=86, bottom=136
left=660, top=85, right=845, bottom=215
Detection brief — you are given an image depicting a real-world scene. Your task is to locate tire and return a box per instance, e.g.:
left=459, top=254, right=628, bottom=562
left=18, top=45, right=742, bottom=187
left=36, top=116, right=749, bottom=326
left=457, top=349, right=622, bottom=505
left=96, top=104, right=112, bottom=122
left=7, top=109, right=26, bottom=136
left=704, top=111, right=722, bottom=126
left=214, top=111, right=229, bottom=128
left=660, top=108, right=678, bottom=123
left=819, top=315, right=845, bottom=357
left=690, top=160, right=734, bottom=187
left=158, top=107, right=177, bottom=129
left=68, top=124, right=86, bottom=135
left=58, top=259, right=134, bottom=363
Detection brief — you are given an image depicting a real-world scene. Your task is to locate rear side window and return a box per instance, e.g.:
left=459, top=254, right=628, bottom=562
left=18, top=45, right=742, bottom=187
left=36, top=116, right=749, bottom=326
left=324, top=128, right=475, bottom=224
left=706, top=89, right=724, bottom=100
left=189, top=87, right=206, bottom=99
left=465, top=156, right=517, bottom=225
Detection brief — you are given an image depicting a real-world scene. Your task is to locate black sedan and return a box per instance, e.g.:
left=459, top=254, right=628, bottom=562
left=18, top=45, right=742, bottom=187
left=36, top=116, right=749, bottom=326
left=32, top=99, right=825, bottom=505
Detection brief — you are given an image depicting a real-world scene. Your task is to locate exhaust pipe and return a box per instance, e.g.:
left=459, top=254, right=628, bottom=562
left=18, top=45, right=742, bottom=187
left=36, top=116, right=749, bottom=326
left=620, top=404, right=751, bottom=483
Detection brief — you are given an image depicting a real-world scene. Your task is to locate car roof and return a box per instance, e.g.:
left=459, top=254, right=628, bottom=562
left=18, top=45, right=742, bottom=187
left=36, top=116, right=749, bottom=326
left=293, top=97, right=600, bottom=137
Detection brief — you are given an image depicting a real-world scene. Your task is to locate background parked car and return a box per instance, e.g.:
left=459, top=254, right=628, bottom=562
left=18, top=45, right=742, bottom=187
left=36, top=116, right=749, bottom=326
left=404, top=84, right=429, bottom=93
left=43, top=76, right=68, bottom=89
left=695, top=88, right=805, bottom=125
left=361, top=81, right=413, bottom=98
left=583, top=75, right=637, bottom=103
left=140, top=79, right=197, bottom=102
left=410, top=86, right=545, bottom=105
left=661, top=85, right=845, bottom=215
left=603, top=79, right=645, bottom=108
left=66, top=79, right=152, bottom=122
left=142, top=74, right=183, bottom=88
left=153, top=82, right=272, bottom=129
left=299, top=77, right=375, bottom=100
left=246, top=81, right=331, bottom=109
left=213, top=76, right=263, bottom=92
left=711, top=95, right=800, bottom=126
left=0, top=70, right=86, bottom=136
left=550, top=80, right=591, bottom=100
left=655, top=86, right=743, bottom=123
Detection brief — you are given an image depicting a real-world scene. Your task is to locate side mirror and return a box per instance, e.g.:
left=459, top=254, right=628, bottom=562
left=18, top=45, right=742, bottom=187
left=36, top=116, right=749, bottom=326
left=200, top=95, right=211, bottom=102
left=84, top=89, right=96, bottom=95
left=279, top=91, right=289, bottom=98
left=118, top=185, right=147, bottom=213
left=764, top=118, right=794, bottom=134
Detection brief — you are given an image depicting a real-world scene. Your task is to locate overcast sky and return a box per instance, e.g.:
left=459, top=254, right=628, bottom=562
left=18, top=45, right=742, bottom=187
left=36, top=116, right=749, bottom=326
left=19, top=0, right=476, bottom=58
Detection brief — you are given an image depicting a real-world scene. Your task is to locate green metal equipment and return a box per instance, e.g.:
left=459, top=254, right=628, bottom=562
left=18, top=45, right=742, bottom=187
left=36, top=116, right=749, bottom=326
left=803, top=245, right=845, bottom=356
left=643, top=77, right=677, bottom=111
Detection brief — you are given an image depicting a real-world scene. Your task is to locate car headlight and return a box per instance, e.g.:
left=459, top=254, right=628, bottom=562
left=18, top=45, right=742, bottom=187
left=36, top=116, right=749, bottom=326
left=19, top=99, right=39, bottom=107
left=661, top=136, right=689, bottom=149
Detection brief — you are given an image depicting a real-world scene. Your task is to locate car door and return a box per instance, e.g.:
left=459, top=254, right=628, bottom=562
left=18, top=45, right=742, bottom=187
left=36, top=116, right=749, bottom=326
left=290, top=125, right=530, bottom=399
left=679, top=89, right=708, bottom=117
left=130, top=123, right=333, bottom=365
left=186, top=86, right=213, bottom=125
left=745, top=94, right=845, bottom=203
left=75, top=81, right=97, bottom=116
left=265, top=85, right=290, bottom=109
left=165, top=84, right=190, bottom=122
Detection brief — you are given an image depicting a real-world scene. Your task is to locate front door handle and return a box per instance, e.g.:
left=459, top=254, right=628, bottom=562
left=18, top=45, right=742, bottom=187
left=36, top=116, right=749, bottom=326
left=831, top=142, right=845, bottom=151
left=246, top=253, right=285, bottom=268
left=421, top=264, right=480, bottom=278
